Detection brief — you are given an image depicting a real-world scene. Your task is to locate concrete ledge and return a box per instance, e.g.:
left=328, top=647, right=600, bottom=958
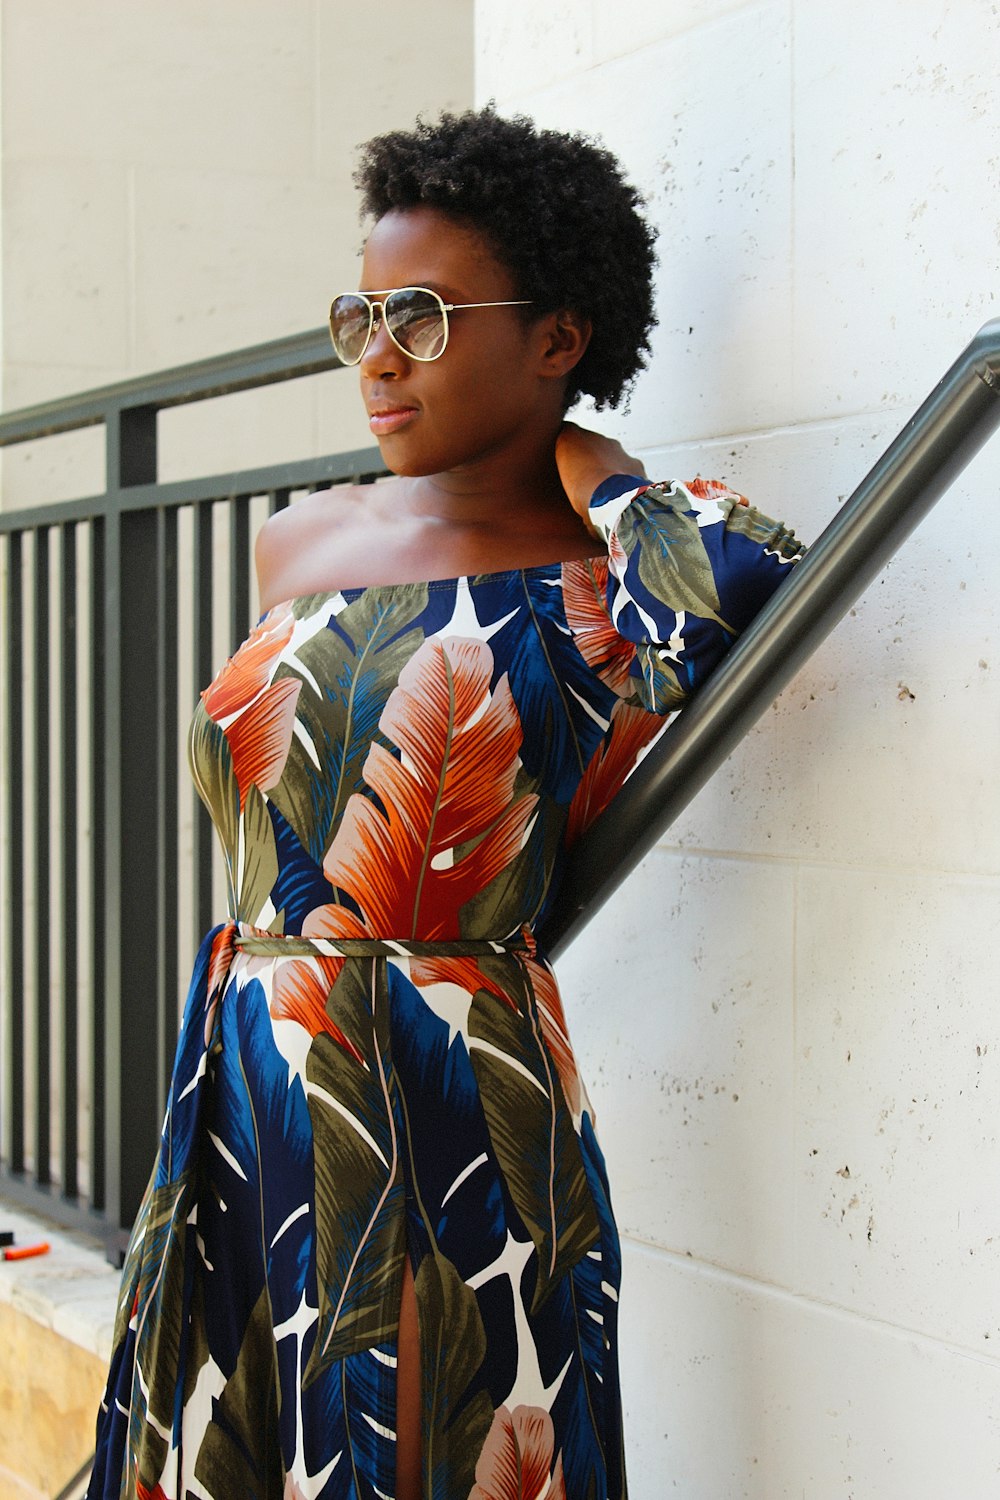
left=0, top=1201, right=119, bottom=1500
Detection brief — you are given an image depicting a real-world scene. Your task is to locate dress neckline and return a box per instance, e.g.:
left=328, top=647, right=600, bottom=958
left=262, top=553, right=606, bottom=619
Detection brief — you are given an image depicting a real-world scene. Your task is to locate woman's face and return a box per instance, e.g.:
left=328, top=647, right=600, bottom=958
left=356, top=206, right=559, bottom=479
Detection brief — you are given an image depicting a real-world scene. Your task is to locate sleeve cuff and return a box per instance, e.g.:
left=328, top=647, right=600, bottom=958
left=589, top=473, right=649, bottom=509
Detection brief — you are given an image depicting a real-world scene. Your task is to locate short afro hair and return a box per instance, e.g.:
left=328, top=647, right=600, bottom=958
left=354, top=106, right=657, bottom=411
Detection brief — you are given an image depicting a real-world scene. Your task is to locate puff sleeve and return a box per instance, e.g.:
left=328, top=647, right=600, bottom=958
left=587, top=473, right=805, bottom=715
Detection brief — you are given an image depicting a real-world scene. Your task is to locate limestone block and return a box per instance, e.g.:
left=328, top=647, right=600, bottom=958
left=593, top=0, right=759, bottom=64
left=158, top=378, right=322, bottom=485
left=619, top=1240, right=1000, bottom=1498
left=0, top=1301, right=104, bottom=1499
left=641, top=419, right=1000, bottom=875
left=1, top=0, right=314, bottom=174
left=318, top=0, right=474, bottom=184
left=475, top=0, right=593, bottom=103
left=2, top=162, right=130, bottom=372
left=556, top=849, right=798, bottom=1286
left=498, top=2, right=796, bottom=448
left=793, top=864, right=1000, bottom=1349
left=0, top=423, right=106, bottom=513
left=132, top=167, right=359, bottom=368
left=791, top=0, right=1000, bottom=422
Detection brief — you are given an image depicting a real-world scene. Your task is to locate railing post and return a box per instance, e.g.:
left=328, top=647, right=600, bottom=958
left=103, top=402, right=162, bottom=1257
left=33, top=528, right=51, bottom=1187
left=3, top=533, right=25, bottom=1176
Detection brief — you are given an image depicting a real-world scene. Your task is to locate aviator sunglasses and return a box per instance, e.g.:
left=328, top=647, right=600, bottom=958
left=328, top=286, right=533, bottom=365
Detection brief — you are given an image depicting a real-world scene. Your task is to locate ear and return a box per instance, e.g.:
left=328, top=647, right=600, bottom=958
left=537, top=308, right=592, bottom=380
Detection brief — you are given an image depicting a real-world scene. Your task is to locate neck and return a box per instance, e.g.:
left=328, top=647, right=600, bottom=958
left=406, top=421, right=570, bottom=526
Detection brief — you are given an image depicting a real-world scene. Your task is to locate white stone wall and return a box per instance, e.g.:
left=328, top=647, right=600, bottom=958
left=0, top=0, right=473, bottom=505
left=477, top=2, right=1000, bottom=1494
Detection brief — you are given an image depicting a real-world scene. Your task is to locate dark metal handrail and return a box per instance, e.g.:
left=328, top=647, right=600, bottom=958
left=540, top=317, right=1000, bottom=957
left=0, top=326, right=338, bottom=449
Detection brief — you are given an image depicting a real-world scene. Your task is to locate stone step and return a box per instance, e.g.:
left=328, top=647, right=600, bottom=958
left=0, top=1202, right=117, bottom=1500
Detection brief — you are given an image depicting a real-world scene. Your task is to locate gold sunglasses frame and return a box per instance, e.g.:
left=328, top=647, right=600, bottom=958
left=328, top=286, right=534, bottom=365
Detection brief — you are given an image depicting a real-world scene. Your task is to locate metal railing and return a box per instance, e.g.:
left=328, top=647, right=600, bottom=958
left=2, top=317, right=998, bottom=1256
left=0, top=331, right=384, bottom=1252
left=540, top=317, right=1000, bottom=955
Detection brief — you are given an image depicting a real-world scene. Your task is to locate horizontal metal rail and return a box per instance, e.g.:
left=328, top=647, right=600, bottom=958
left=540, top=316, right=1000, bottom=957
left=0, top=327, right=338, bottom=447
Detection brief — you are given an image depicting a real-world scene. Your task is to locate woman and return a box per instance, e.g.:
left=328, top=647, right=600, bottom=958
left=88, top=108, right=802, bottom=1500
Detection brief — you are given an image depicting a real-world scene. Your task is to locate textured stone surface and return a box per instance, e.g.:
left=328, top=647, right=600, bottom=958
left=619, top=1240, right=1000, bottom=1499
left=479, top=0, right=1000, bottom=1491
left=0, top=0, right=474, bottom=510
left=0, top=1300, right=104, bottom=1498
left=0, top=1206, right=115, bottom=1495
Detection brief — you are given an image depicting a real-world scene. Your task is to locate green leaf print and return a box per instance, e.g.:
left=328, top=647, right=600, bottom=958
left=722, top=496, right=803, bottom=557
left=188, top=706, right=241, bottom=908
left=267, top=586, right=429, bottom=864
left=618, top=490, right=731, bottom=629
left=290, top=592, right=339, bottom=622
left=468, top=975, right=600, bottom=1314
left=238, top=783, right=279, bottom=925
left=458, top=777, right=561, bottom=937
left=194, top=1284, right=284, bottom=1497
left=417, top=1249, right=494, bottom=1500
left=304, top=959, right=407, bottom=1380
left=180, top=1260, right=212, bottom=1411
left=630, top=649, right=688, bottom=716
left=125, top=1174, right=197, bottom=1489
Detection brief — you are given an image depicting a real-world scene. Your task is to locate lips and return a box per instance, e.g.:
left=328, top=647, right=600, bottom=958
left=367, top=402, right=419, bottom=436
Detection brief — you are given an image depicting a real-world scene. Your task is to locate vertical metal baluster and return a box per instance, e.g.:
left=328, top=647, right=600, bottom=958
left=5, top=533, right=26, bottom=1174
left=33, top=528, right=51, bottom=1186
left=192, top=501, right=214, bottom=939
left=104, top=403, right=160, bottom=1252
left=156, top=506, right=179, bottom=1120
left=229, top=495, right=251, bottom=647
left=269, top=487, right=291, bottom=517
left=90, top=517, right=106, bottom=1212
left=61, top=522, right=79, bottom=1201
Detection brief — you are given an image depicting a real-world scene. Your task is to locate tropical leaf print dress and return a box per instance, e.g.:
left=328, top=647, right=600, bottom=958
left=87, top=476, right=802, bottom=1500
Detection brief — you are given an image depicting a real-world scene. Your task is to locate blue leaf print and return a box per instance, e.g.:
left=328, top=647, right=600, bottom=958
left=473, top=569, right=619, bottom=804
left=267, top=801, right=336, bottom=932
left=388, top=964, right=507, bottom=1278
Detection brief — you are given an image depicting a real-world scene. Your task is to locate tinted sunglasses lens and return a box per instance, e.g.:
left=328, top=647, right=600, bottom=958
left=385, top=288, right=447, bottom=360
left=329, top=294, right=372, bottom=364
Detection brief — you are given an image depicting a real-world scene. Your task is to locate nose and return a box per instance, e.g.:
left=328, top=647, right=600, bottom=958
left=359, top=311, right=409, bottom=380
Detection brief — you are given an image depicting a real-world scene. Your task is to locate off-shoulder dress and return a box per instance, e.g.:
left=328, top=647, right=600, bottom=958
left=87, top=475, right=803, bottom=1500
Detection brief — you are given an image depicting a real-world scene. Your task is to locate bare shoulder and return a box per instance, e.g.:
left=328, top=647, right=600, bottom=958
left=255, top=483, right=371, bottom=612
left=255, top=484, right=357, bottom=551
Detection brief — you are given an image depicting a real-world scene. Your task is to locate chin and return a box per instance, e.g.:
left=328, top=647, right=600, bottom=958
left=375, top=436, right=450, bottom=478
left=379, top=454, right=435, bottom=478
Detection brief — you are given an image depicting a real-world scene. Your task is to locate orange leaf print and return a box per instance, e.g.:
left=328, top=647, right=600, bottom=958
left=269, top=956, right=365, bottom=1064
left=202, top=602, right=294, bottom=723
left=521, top=959, right=582, bottom=1120
left=686, top=476, right=748, bottom=507
left=203, top=921, right=237, bottom=1045
left=323, top=637, right=537, bottom=940
left=471, top=1404, right=568, bottom=1500
left=607, top=527, right=630, bottom=582
left=561, top=557, right=635, bottom=698
left=407, top=954, right=518, bottom=1013
left=300, top=901, right=371, bottom=943
left=565, top=701, right=664, bottom=847
left=225, top=676, right=302, bottom=808
left=136, top=1481, right=169, bottom=1500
